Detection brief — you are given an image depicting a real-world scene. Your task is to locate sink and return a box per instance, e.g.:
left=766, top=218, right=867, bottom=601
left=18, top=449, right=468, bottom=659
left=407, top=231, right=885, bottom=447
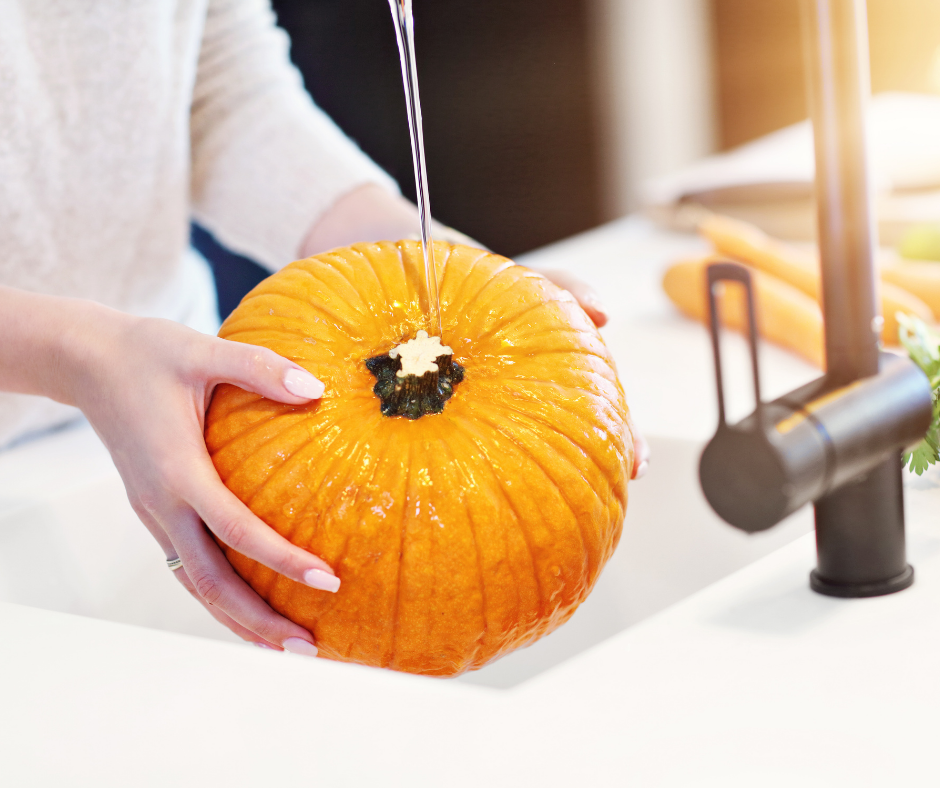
left=458, top=435, right=813, bottom=688
left=0, top=423, right=813, bottom=687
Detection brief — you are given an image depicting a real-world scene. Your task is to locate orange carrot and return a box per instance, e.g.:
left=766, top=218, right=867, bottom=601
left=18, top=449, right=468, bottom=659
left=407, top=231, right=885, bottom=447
left=698, top=213, right=934, bottom=345
left=662, top=255, right=825, bottom=368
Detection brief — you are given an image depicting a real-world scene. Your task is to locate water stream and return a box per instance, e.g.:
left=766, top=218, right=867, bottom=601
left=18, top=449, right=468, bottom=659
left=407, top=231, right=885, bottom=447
left=387, top=0, right=442, bottom=338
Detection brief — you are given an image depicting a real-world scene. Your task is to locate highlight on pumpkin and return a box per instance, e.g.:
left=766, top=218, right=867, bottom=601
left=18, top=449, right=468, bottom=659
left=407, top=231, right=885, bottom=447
left=205, top=240, right=635, bottom=677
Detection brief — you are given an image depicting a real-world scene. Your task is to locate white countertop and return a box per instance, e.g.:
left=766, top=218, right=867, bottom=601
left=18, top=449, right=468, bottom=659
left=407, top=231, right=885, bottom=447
left=3, top=217, right=938, bottom=786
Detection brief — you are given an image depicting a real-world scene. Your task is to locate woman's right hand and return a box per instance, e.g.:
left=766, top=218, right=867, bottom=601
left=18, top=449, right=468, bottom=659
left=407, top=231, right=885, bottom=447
left=0, top=286, right=335, bottom=654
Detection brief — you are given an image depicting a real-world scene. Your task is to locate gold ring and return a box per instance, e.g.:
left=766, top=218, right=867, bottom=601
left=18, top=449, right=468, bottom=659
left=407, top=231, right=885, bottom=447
left=166, top=557, right=184, bottom=572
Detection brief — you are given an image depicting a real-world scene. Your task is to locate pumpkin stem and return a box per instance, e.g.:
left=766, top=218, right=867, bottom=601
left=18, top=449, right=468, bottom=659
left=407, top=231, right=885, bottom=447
left=366, top=331, right=464, bottom=419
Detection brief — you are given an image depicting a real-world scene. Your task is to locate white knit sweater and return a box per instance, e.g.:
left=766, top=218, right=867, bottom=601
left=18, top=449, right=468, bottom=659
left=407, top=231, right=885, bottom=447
left=0, top=0, right=397, bottom=447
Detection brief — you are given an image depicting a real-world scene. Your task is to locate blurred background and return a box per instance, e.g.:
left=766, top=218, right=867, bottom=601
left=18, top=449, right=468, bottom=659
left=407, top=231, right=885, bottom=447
left=198, top=0, right=940, bottom=318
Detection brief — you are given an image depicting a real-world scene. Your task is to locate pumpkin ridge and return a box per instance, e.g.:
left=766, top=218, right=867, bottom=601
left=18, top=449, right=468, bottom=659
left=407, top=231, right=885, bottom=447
left=478, top=325, right=609, bottom=355
left=464, top=295, right=560, bottom=347
left=486, top=393, right=629, bottom=481
left=395, top=241, right=437, bottom=328
left=464, top=407, right=593, bottom=588
left=383, top=438, right=412, bottom=671
left=437, top=244, right=484, bottom=313
left=241, top=281, right=366, bottom=340
left=344, top=245, right=398, bottom=329
left=241, top=422, right=338, bottom=518
left=451, top=262, right=529, bottom=331
left=304, top=425, right=400, bottom=662
left=238, top=285, right=362, bottom=329
left=211, top=415, right=311, bottom=495
left=445, top=418, right=546, bottom=629
left=442, top=248, right=506, bottom=325
left=484, top=376, right=625, bottom=414
left=421, top=239, right=456, bottom=298
left=446, top=424, right=529, bottom=659
left=237, top=407, right=364, bottom=547
left=434, top=437, right=489, bottom=666
left=224, top=310, right=358, bottom=347
left=305, top=417, right=396, bottom=579
left=474, top=369, right=623, bottom=412
left=206, top=405, right=281, bottom=456
left=259, top=419, right=396, bottom=662
left=358, top=241, right=413, bottom=322
left=302, top=253, right=386, bottom=329
left=479, top=399, right=617, bottom=518
left=486, top=341, right=613, bottom=363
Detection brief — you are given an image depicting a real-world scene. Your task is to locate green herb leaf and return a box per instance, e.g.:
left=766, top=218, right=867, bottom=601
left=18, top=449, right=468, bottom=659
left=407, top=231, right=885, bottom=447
left=899, top=312, right=940, bottom=475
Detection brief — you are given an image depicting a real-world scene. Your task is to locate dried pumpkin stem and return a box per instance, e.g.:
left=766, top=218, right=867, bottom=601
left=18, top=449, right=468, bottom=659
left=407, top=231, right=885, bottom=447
left=366, top=330, right=464, bottom=419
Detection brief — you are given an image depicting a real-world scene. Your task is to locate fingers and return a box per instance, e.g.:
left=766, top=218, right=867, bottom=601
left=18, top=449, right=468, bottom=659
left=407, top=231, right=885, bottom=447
left=131, top=494, right=307, bottom=650
left=175, top=567, right=282, bottom=648
left=180, top=456, right=341, bottom=593
left=206, top=338, right=325, bottom=405
left=539, top=269, right=609, bottom=327
left=624, top=410, right=651, bottom=481
left=429, top=219, right=490, bottom=251
left=169, top=512, right=321, bottom=654
left=632, top=433, right=650, bottom=480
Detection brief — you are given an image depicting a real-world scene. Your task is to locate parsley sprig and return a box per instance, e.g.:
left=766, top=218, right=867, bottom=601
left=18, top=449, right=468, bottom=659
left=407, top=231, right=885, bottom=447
left=898, top=313, right=940, bottom=475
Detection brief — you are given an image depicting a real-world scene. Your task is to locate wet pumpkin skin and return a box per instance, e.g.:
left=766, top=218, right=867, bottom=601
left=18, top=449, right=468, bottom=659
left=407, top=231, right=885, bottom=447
left=204, top=240, right=634, bottom=676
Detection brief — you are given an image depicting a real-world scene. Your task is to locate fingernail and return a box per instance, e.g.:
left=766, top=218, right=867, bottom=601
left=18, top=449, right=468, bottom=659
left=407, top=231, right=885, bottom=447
left=303, top=568, right=341, bottom=593
left=584, top=294, right=608, bottom=313
left=283, top=637, right=319, bottom=657
left=634, top=460, right=649, bottom=480
left=284, top=368, right=325, bottom=400
left=253, top=642, right=277, bottom=650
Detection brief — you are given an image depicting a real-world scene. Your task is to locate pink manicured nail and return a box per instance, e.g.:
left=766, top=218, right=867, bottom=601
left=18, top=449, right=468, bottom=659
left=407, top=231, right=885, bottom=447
left=303, top=568, right=341, bottom=593
left=634, top=460, right=649, bottom=480
left=284, top=368, right=325, bottom=400
left=253, top=642, right=277, bottom=650
left=283, top=637, right=319, bottom=657
left=584, top=295, right=608, bottom=317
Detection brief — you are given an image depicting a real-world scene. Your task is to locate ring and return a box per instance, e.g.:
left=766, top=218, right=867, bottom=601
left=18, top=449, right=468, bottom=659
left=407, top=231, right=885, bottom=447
left=166, top=557, right=184, bottom=572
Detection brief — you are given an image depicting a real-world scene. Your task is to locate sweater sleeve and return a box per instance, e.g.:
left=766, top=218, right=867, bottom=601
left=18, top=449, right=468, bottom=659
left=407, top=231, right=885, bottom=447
left=190, top=0, right=399, bottom=271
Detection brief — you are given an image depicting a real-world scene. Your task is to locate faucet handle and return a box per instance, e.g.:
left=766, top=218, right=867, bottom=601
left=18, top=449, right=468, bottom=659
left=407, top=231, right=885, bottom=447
left=706, top=261, right=763, bottom=428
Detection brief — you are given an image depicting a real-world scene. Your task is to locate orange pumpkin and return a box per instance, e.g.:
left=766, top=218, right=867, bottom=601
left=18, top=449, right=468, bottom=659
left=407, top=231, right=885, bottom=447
left=205, top=240, right=634, bottom=676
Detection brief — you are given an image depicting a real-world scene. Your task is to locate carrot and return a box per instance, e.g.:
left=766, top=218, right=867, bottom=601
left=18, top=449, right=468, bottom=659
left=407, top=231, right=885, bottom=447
left=880, top=260, right=940, bottom=318
left=698, top=213, right=820, bottom=298
left=662, top=255, right=825, bottom=368
left=698, top=212, right=934, bottom=345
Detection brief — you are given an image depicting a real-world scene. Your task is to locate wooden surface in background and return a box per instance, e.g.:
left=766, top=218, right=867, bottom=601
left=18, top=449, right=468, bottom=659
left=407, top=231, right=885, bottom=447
left=713, top=0, right=940, bottom=150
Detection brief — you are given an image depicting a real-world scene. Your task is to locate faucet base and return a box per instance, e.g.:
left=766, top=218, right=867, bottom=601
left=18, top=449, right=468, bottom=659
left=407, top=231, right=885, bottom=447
left=810, top=564, right=914, bottom=598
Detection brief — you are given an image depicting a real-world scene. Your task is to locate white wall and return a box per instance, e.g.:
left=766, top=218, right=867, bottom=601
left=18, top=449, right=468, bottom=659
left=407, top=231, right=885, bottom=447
left=590, top=0, right=718, bottom=218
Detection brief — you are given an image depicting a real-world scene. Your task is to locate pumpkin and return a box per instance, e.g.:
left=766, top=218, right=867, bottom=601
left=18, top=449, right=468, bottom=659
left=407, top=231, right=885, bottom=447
left=205, top=240, right=634, bottom=676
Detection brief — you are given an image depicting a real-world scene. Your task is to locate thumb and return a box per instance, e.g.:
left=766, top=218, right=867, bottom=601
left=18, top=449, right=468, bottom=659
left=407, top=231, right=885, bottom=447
left=209, top=338, right=325, bottom=404
left=539, top=269, right=609, bottom=328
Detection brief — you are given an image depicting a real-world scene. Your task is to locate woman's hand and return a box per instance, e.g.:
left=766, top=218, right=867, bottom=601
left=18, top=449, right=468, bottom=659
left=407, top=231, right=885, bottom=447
left=79, top=315, right=340, bottom=653
left=75, top=314, right=336, bottom=653
left=0, top=286, right=334, bottom=654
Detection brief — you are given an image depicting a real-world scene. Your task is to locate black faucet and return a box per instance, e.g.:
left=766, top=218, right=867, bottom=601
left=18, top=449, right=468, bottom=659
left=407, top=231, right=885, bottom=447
left=698, top=0, right=933, bottom=598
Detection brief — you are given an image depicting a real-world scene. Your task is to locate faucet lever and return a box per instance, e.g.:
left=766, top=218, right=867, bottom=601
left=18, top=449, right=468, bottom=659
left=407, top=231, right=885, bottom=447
left=706, top=262, right=763, bottom=430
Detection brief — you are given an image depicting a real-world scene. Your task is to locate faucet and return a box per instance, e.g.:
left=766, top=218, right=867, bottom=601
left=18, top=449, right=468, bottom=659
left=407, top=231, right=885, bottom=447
left=698, top=0, right=933, bottom=598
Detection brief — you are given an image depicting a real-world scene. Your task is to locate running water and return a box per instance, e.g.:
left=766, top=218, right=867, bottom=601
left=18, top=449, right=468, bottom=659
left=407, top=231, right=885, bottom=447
left=387, top=0, right=442, bottom=338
